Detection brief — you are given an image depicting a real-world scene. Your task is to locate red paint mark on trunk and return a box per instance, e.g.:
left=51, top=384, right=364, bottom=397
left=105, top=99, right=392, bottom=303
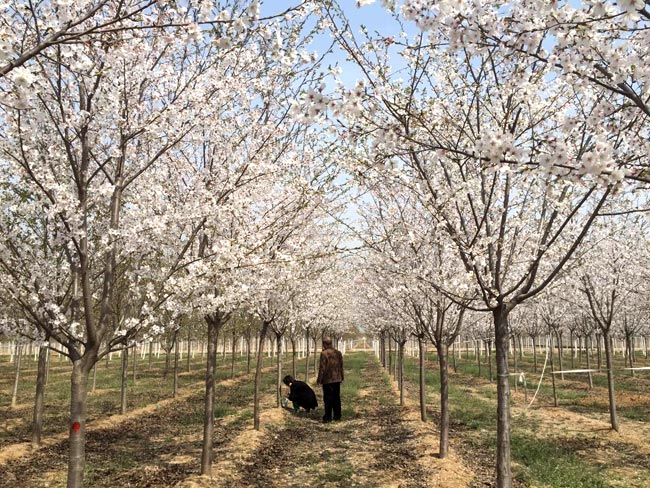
left=71, top=422, right=81, bottom=432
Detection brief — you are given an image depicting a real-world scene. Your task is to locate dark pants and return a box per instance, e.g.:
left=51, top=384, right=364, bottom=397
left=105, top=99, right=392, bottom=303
left=322, top=382, right=341, bottom=421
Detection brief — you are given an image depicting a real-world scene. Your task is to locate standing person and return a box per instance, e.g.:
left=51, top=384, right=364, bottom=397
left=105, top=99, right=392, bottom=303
left=317, top=337, right=344, bottom=423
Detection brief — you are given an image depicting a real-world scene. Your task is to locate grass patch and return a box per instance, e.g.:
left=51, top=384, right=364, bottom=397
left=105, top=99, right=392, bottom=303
left=512, top=435, right=610, bottom=488
left=317, top=456, right=355, bottom=484
left=395, top=353, right=623, bottom=488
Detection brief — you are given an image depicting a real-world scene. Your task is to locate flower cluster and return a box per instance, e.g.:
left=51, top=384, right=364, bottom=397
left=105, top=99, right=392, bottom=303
left=474, top=131, right=519, bottom=166
left=291, top=84, right=330, bottom=122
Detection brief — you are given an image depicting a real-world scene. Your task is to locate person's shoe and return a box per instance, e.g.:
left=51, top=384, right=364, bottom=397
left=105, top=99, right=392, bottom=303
left=333, top=417, right=341, bottom=421
left=322, top=417, right=332, bottom=423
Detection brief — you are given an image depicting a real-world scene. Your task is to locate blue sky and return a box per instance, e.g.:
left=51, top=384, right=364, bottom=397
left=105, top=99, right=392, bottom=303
left=261, top=0, right=407, bottom=85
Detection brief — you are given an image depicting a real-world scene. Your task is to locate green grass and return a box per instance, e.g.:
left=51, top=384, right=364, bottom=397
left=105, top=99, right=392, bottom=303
left=339, top=352, right=367, bottom=418
left=512, top=435, right=609, bottom=488
left=0, top=351, right=284, bottom=448
left=1, top=351, right=316, bottom=487
left=391, top=352, right=626, bottom=488
left=318, top=457, right=355, bottom=484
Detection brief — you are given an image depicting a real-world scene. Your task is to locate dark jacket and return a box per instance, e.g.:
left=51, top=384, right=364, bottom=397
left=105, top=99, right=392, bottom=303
left=317, top=347, right=344, bottom=385
left=288, top=380, right=318, bottom=410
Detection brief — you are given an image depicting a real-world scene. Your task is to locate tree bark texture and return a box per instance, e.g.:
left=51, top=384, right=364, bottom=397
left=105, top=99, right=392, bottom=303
left=11, top=343, right=23, bottom=407
left=586, top=335, right=594, bottom=389
left=419, top=337, right=427, bottom=422
left=493, top=306, right=512, bottom=488
left=304, top=330, right=310, bottom=381
left=132, top=345, right=137, bottom=384
left=254, top=321, right=270, bottom=430
left=398, top=340, right=405, bottom=406
left=549, top=333, right=558, bottom=407
left=66, top=360, right=90, bottom=488
left=437, top=344, right=450, bottom=458
left=200, top=316, right=221, bottom=476
left=276, top=333, right=283, bottom=408
left=173, top=338, right=179, bottom=398
left=603, top=331, right=619, bottom=431
left=230, top=328, right=236, bottom=378
left=32, top=344, right=48, bottom=445
left=120, top=347, right=128, bottom=414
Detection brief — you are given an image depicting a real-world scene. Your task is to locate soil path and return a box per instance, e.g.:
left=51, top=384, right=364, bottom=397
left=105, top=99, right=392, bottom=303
left=208, top=352, right=466, bottom=488
left=0, top=366, right=276, bottom=487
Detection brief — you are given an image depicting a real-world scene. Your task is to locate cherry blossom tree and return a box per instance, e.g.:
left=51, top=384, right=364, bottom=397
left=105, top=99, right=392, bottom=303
left=354, top=190, right=478, bottom=457
left=577, top=216, right=649, bottom=431
left=370, top=1, right=650, bottom=180
left=296, top=6, right=646, bottom=484
left=0, top=1, right=335, bottom=484
left=0, top=0, right=303, bottom=77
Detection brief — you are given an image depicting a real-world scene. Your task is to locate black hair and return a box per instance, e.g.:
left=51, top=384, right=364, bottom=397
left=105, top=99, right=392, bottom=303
left=282, top=375, right=294, bottom=386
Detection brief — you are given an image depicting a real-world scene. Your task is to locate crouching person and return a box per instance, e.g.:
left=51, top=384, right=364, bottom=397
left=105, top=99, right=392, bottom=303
left=282, top=375, right=318, bottom=414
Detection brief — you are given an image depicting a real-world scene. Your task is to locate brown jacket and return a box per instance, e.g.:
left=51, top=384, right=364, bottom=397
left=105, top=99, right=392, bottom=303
left=317, top=347, right=344, bottom=385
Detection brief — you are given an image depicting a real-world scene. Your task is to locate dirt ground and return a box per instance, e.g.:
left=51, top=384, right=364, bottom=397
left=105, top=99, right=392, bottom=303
left=2, top=351, right=649, bottom=488
left=0, top=352, right=476, bottom=488
left=184, top=354, right=465, bottom=488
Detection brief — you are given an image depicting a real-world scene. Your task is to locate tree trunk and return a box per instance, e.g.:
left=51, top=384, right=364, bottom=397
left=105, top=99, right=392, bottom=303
left=437, top=343, right=450, bottom=458
left=493, top=305, right=512, bottom=488
left=231, top=328, right=236, bottom=378
left=246, top=335, right=252, bottom=374
left=276, top=333, right=283, bottom=408
left=487, top=340, right=493, bottom=382
left=398, top=340, right=405, bottom=406
left=11, top=343, right=23, bottom=408
left=173, top=337, right=179, bottom=398
left=187, top=329, right=192, bottom=373
left=570, top=330, right=575, bottom=369
left=556, top=331, right=564, bottom=380
left=596, top=334, right=602, bottom=370
left=579, top=335, right=584, bottom=365
left=419, top=337, right=427, bottom=421
left=164, top=347, right=171, bottom=378
left=313, top=336, right=318, bottom=379
left=512, top=336, right=518, bottom=393
left=549, top=333, right=558, bottom=407
left=627, top=334, right=635, bottom=377
left=291, top=338, right=297, bottom=379
left=586, top=335, right=593, bottom=389
left=66, top=360, right=90, bottom=488
left=388, top=338, right=393, bottom=374
left=148, top=342, right=153, bottom=370
left=92, top=364, right=97, bottom=393
left=254, top=321, right=270, bottom=430
left=132, top=345, right=137, bottom=384
left=45, top=347, right=50, bottom=385
left=304, top=330, right=310, bottom=381
left=32, top=343, right=48, bottom=445
left=200, top=317, right=221, bottom=476
left=532, top=335, right=538, bottom=373
left=393, top=339, right=399, bottom=379
left=451, top=341, right=457, bottom=373
left=120, top=347, right=128, bottom=414
left=602, top=330, right=619, bottom=431
left=477, top=339, right=482, bottom=377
